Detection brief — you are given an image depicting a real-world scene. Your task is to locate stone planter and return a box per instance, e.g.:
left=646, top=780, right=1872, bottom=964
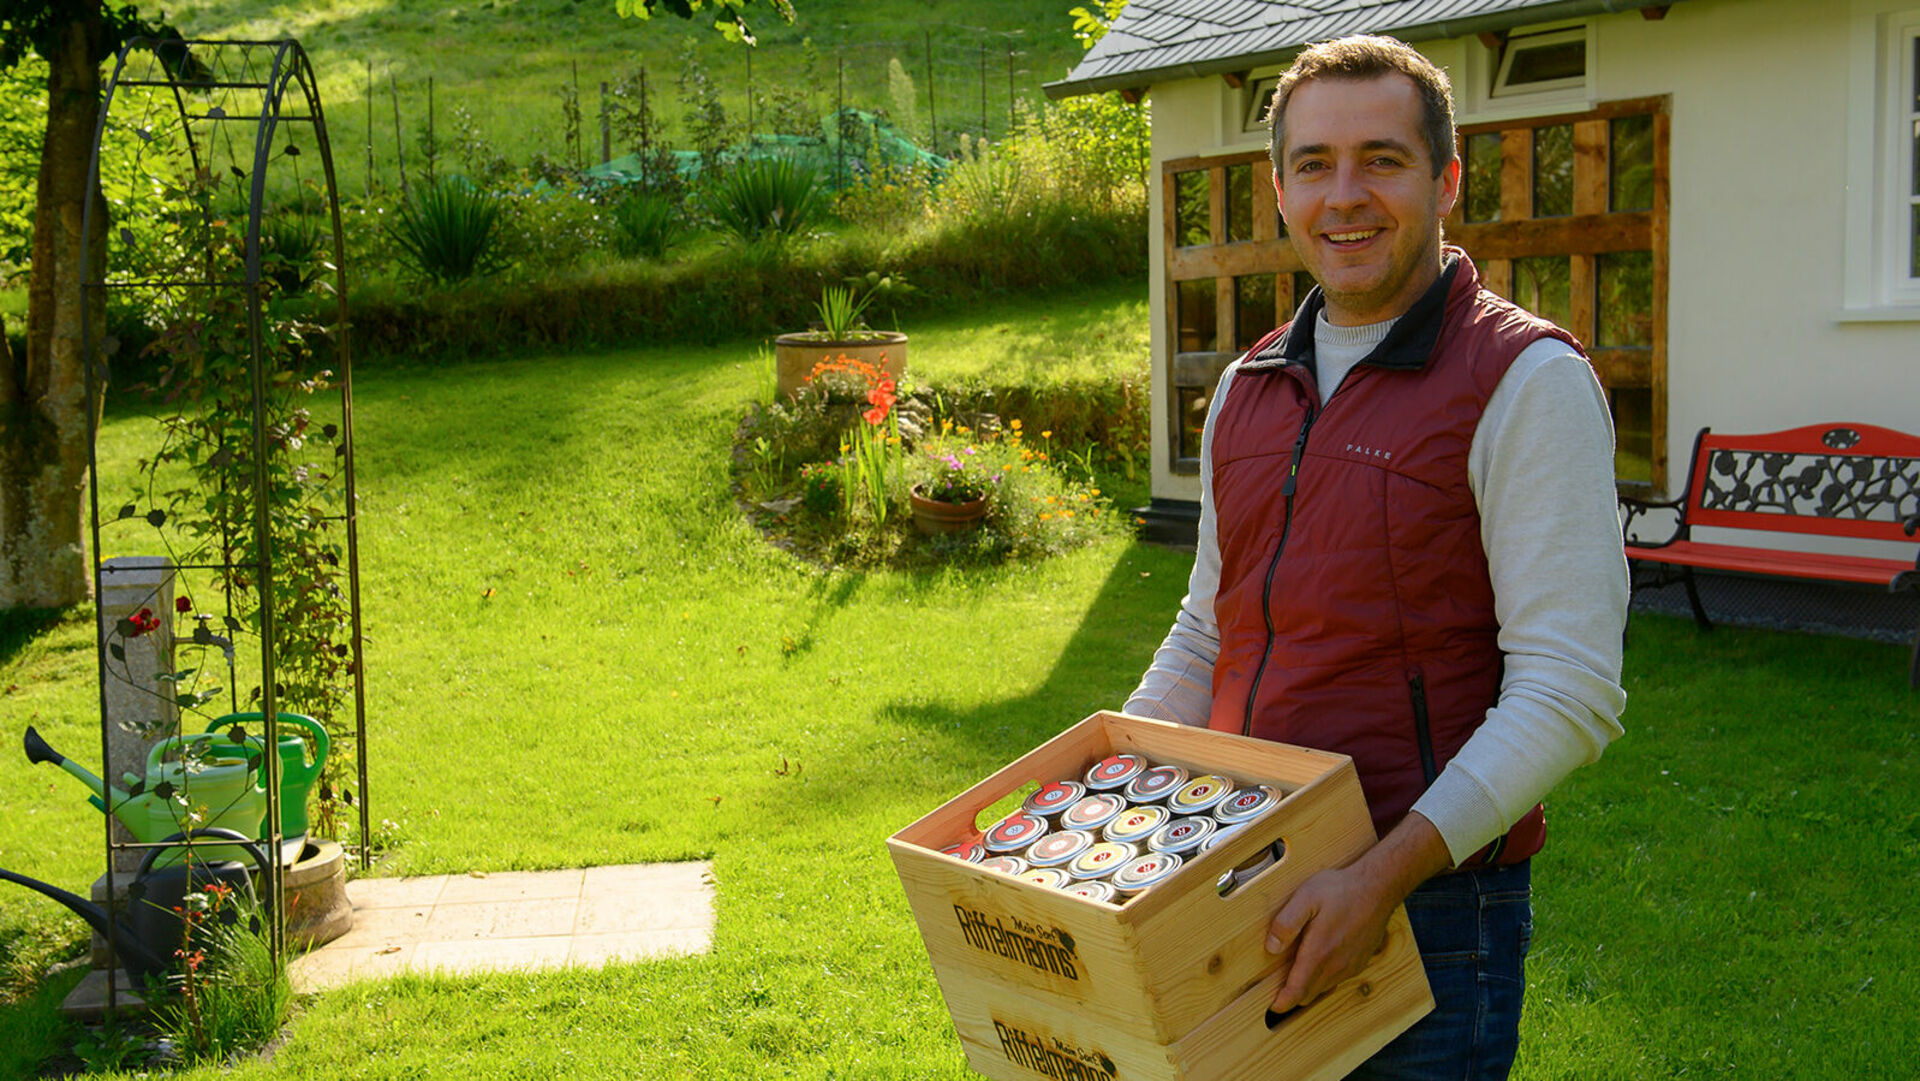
left=774, top=331, right=907, bottom=398
left=909, top=485, right=989, bottom=534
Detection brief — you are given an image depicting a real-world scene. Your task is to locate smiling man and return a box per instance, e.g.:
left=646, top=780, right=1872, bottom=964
left=1123, top=36, right=1629, bottom=1079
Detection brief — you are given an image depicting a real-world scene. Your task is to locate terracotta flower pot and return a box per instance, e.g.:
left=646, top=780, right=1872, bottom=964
left=774, top=332, right=908, bottom=399
left=909, top=484, right=988, bottom=534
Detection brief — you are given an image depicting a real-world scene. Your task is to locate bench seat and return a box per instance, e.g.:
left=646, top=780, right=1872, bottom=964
left=1626, top=539, right=1914, bottom=588
left=1621, top=422, right=1920, bottom=689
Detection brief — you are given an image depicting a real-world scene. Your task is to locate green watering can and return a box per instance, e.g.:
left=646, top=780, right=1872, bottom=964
left=24, top=726, right=268, bottom=867
left=205, top=712, right=329, bottom=863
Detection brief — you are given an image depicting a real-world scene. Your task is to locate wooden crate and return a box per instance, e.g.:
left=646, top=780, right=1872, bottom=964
left=887, top=711, right=1433, bottom=1081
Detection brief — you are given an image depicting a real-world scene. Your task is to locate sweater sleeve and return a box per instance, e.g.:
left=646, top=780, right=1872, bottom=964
left=1122, top=366, right=1238, bottom=727
left=1409, top=340, right=1630, bottom=865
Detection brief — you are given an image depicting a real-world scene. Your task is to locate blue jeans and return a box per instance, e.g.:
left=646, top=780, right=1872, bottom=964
left=1347, top=860, right=1533, bottom=1081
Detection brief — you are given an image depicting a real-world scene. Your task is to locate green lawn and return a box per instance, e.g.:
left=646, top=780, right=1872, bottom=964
left=2, top=280, right=1917, bottom=1078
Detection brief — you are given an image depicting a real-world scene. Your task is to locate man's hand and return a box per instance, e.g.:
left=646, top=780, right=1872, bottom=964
left=1265, top=812, right=1453, bottom=1013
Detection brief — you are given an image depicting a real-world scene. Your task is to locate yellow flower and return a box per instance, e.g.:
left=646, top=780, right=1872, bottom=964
left=958, top=426, right=971, bottom=436
left=1010, top=419, right=1023, bottom=430
left=1091, top=489, right=1101, bottom=497
left=1062, top=510, right=1074, bottom=519
left=1002, top=464, right=1014, bottom=472
left=1041, top=430, right=1053, bottom=439
left=941, top=418, right=953, bottom=433
left=839, top=442, right=850, bottom=454
left=1039, top=512, right=1053, bottom=521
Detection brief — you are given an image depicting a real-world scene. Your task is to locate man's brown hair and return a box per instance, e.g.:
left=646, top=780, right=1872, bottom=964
left=1266, top=35, right=1457, bottom=179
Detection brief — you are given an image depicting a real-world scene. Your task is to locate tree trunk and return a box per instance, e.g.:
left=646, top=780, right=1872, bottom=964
left=1, top=12, right=109, bottom=610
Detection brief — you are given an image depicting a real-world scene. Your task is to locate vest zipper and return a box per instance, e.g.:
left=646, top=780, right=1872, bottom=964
left=1407, top=670, right=1440, bottom=786
left=1242, top=406, right=1318, bottom=736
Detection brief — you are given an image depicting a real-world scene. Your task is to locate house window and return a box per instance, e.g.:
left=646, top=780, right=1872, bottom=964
left=1843, top=10, right=1920, bottom=310
left=1906, top=30, right=1920, bottom=281
left=1161, top=151, right=1301, bottom=473
left=1244, top=75, right=1279, bottom=134
left=1492, top=27, right=1587, bottom=98
left=1451, top=98, right=1669, bottom=492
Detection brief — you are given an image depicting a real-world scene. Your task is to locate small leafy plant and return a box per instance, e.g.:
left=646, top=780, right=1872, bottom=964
left=608, top=190, right=683, bottom=259
left=814, top=284, right=874, bottom=339
left=706, top=156, right=824, bottom=242
left=916, top=444, right=993, bottom=505
left=388, top=177, right=509, bottom=283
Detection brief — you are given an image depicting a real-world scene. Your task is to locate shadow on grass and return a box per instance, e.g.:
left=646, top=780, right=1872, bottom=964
left=0, top=607, right=75, bottom=670
left=860, top=540, right=1190, bottom=795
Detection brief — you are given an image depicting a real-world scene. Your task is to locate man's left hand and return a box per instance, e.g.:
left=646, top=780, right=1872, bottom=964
left=1264, top=812, right=1453, bottom=1013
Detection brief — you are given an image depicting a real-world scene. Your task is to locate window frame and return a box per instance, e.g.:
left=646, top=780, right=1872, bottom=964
left=1491, top=26, right=1589, bottom=99
left=1450, top=97, right=1670, bottom=495
left=1888, top=16, right=1920, bottom=303
left=1843, top=7, right=1920, bottom=313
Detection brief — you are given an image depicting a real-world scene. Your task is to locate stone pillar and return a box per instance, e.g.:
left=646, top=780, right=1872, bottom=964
left=95, top=555, right=176, bottom=872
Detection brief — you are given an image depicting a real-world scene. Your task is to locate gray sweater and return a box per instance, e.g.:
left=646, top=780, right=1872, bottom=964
left=1124, top=312, right=1629, bottom=866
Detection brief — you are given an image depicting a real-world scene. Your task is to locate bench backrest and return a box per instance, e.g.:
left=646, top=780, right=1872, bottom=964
left=1681, top=423, right=1920, bottom=542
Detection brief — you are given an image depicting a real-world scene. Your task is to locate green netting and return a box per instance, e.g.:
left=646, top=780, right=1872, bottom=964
left=582, top=107, right=946, bottom=192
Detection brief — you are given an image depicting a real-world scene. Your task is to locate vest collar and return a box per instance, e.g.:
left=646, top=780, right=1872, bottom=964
left=1245, top=247, right=1474, bottom=376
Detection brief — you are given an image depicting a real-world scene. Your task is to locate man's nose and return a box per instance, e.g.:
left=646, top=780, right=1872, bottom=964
left=1325, top=162, right=1369, bottom=211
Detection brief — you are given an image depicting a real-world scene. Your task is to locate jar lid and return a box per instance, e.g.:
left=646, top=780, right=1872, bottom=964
left=1060, top=792, right=1127, bottom=833
left=1123, top=764, right=1188, bottom=804
left=1020, top=867, right=1072, bottom=890
left=1022, top=780, right=1086, bottom=818
left=1068, top=841, right=1137, bottom=880
left=940, top=840, right=986, bottom=863
left=1024, top=829, right=1095, bottom=867
left=1061, top=880, right=1116, bottom=903
left=1111, top=851, right=1184, bottom=894
left=1102, top=804, right=1170, bottom=846
left=983, top=812, right=1049, bottom=854
left=978, top=855, right=1029, bottom=876
left=1147, top=815, right=1216, bottom=856
left=1202, top=823, right=1246, bottom=853
left=1213, top=784, right=1280, bottom=825
left=1084, top=753, right=1148, bottom=791
left=1169, top=774, right=1235, bottom=815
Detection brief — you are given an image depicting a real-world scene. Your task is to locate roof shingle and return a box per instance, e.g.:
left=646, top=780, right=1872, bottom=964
left=1050, top=0, right=1685, bottom=97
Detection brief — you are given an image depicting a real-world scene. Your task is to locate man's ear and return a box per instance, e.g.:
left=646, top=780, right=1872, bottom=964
left=1437, top=156, right=1461, bottom=219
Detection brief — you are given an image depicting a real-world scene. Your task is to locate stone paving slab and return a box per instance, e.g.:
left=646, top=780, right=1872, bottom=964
left=287, top=861, right=714, bottom=992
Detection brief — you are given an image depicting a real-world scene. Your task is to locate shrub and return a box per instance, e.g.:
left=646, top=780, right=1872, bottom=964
left=704, top=156, right=826, bottom=242
left=388, top=177, right=509, bottom=283
left=608, top=190, right=683, bottom=260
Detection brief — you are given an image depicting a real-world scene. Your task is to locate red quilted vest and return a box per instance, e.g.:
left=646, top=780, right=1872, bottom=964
left=1207, top=250, right=1582, bottom=865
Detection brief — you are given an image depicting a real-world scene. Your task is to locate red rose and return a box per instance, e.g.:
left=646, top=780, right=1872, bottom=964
left=175, top=596, right=192, bottom=613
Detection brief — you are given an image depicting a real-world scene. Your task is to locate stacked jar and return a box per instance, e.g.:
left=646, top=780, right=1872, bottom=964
left=944, top=752, right=1287, bottom=903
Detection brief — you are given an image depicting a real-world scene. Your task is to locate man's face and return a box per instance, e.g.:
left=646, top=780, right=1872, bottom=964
left=1274, top=73, right=1460, bottom=326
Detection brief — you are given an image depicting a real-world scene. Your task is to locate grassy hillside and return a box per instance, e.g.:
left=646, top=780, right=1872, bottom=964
left=160, top=0, right=1090, bottom=197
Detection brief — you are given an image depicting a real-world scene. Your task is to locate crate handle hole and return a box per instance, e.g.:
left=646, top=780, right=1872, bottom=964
left=973, top=780, right=1042, bottom=833
left=1216, top=839, right=1288, bottom=898
left=1264, top=1004, right=1300, bottom=1031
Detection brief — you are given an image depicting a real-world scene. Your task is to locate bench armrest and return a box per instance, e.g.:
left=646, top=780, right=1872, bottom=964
left=1620, top=494, right=1687, bottom=548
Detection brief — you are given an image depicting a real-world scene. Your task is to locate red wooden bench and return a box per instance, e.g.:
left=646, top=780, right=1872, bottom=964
left=1620, top=423, right=1920, bottom=688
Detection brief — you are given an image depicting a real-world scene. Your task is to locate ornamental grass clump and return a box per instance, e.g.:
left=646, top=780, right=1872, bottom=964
left=706, top=156, right=826, bottom=243
left=608, top=190, right=683, bottom=260
left=388, top=177, right=509, bottom=283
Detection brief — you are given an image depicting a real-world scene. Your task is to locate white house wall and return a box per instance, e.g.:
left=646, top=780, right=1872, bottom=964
left=1146, top=0, right=1918, bottom=558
